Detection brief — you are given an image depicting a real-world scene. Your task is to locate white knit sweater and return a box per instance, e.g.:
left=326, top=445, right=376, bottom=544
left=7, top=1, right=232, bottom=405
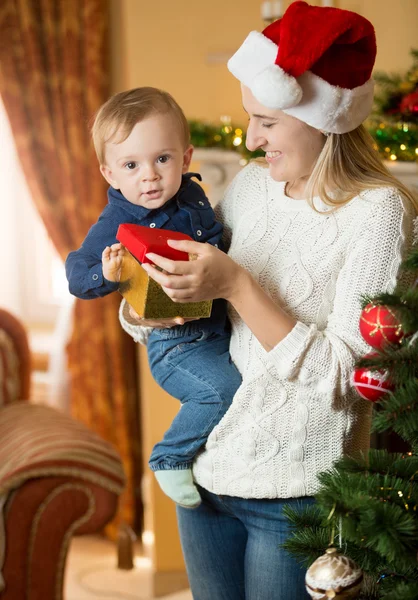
left=120, top=162, right=417, bottom=499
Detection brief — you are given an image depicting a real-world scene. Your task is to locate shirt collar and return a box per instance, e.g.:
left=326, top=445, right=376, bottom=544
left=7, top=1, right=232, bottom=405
left=107, top=172, right=202, bottom=220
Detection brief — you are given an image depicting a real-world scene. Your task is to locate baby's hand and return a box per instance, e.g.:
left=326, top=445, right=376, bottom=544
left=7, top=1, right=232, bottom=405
left=102, top=243, right=125, bottom=282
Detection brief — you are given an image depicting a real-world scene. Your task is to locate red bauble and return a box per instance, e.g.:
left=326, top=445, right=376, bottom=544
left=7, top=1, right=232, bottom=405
left=399, top=90, right=418, bottom=116
left=359, top=303, right=403, bottom=349
left=352, top=354, right=394, bottom=402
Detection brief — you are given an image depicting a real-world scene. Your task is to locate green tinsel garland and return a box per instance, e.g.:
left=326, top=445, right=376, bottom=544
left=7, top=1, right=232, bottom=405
left=189, top=116, right=418, bottom=163
left=366, top=48, right=418, bottom=162
left=366, top=117, right=418, bottom=163
left=188, top=119, right=263, bottom=160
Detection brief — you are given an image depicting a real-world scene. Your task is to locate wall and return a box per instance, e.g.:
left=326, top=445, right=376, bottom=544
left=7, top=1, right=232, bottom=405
left=342, top=0, right=418, bottom=73
left=110, top=0, right=418, bottom=124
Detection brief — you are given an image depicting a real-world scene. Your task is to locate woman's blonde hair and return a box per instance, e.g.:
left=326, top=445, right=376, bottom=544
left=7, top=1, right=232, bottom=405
left=305, top=124, right=418, bottom=213
left=91, top=87, right=190, bottom=164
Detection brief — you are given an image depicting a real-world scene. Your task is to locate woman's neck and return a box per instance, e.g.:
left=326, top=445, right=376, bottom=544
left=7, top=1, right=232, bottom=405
left=285, top=177, right=310, bottom=200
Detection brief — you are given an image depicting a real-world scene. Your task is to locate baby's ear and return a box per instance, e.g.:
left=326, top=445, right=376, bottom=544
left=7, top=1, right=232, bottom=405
left=182, top=145, right=194, bottom=173
left=100, top=164, right=118, bottom=188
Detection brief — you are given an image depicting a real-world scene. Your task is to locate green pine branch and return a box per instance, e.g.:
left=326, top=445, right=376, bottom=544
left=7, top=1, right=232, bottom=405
left=336, top=451, right=418, bottom=482
left=380, top=580, right=418, bottom=600
left=403, top=251, right=418, bottom=271
left=373, top=73, right=403, bottom=87
left=372, top=379, right=418, bottom=448
left=313, top=470, right=418, bottom=569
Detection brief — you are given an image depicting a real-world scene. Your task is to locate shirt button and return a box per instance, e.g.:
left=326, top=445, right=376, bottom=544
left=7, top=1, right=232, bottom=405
left=214, top=244, right=218, bottom=248
left=92, top=274, right=99, bottom=281
left=197, top=230, right=202, bottom=236
left=199, top=201, right=205, bottom=206
left=150, top=223, right=156, bottom=228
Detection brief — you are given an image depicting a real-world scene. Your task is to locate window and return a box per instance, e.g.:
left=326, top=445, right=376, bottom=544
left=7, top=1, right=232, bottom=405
left=0, top=96, right=71, bottom=327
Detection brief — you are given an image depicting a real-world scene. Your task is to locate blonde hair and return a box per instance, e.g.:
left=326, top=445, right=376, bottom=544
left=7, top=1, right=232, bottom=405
left=91, top=87, right=190, bottom=164
left=305, top=124, right=418, bottom=214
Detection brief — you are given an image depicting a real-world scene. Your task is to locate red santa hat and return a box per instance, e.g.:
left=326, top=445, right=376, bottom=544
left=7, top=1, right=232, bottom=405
left=228, top=1, right=377, bottom=134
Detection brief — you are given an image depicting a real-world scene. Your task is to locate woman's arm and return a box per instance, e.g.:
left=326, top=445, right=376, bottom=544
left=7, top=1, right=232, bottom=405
left=140, top=190, right=416, bottom=401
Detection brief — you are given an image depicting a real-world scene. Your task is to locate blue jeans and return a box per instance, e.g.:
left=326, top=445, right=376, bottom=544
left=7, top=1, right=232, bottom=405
left=147, top=323, right=242, bottom=471
left=177, top=486, right=314, bottom=600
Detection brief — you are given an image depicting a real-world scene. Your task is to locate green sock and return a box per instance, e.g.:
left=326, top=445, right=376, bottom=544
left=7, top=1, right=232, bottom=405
left=154, top=468, right=201, bottom=508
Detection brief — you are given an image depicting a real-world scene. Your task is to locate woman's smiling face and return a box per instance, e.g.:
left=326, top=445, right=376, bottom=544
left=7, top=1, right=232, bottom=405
left=242, top=85, right=325, bottom=186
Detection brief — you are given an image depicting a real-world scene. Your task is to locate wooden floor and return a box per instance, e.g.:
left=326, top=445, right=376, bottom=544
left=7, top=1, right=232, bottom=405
left=66, top=535, right=192, bottom=600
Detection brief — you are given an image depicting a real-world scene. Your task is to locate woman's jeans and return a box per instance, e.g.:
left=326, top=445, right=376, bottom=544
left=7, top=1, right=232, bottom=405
left=177, top=485, right=314, bottom=600
left=147, top=323, right=242, bottom=471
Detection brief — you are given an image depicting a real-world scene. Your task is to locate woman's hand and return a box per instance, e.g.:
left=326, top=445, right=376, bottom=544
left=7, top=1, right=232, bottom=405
left=127, top=305, right=198, bottom=328
left=141, top=239, right=245, bottom=304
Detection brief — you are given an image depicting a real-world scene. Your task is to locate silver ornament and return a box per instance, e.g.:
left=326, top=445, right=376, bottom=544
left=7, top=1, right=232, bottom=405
left=305, top=547, right=363, bottom=599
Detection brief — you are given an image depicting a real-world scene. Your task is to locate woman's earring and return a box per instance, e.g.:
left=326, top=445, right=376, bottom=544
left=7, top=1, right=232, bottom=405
left=320, top=130, right=331, bottom=137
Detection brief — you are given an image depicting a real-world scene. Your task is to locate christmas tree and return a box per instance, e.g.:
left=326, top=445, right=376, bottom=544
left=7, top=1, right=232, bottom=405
left=283, top=245, right=418, bottom=600
left=366, top=48, right=418, bottom=163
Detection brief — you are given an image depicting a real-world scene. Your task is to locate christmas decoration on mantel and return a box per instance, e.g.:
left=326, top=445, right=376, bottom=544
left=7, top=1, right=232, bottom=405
left=366, top=49, right=418, bottom=163
left=188, top=117, right=264, bottom=161
left=283, top=244, right=418, bottom=599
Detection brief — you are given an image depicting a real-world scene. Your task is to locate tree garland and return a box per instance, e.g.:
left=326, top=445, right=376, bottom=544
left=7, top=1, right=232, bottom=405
left=366, top=49, right=418, bottom=162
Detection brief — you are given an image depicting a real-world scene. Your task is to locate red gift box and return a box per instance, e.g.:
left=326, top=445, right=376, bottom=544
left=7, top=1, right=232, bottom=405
left=116, top=223, right=192, bottom=264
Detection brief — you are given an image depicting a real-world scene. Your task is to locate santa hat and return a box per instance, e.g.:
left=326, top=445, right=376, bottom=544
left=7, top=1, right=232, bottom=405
left=227, top=1, right=377, bottom=134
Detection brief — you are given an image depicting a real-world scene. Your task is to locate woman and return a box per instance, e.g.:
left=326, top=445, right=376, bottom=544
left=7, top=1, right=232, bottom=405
left=120, top=2, right=417, bottom=598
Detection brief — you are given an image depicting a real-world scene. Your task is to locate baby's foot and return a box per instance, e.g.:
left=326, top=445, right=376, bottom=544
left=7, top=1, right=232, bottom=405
left=154, top=468, right=201, bottom=508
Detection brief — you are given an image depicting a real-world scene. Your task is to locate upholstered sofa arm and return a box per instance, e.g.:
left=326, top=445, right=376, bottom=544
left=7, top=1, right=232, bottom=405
left=0, top=403, right=125, bottom=599
left=0, top=403, right=125, bottom=496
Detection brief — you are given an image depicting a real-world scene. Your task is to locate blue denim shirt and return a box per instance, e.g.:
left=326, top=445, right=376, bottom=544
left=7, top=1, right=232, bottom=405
left=65, top=173, right=226, bottom=331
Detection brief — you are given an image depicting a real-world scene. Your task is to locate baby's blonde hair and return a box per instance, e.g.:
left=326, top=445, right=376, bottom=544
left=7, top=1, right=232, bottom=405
left=92, top=87, right=190, bottom=164
left=305, top=124, right=418, bottom=213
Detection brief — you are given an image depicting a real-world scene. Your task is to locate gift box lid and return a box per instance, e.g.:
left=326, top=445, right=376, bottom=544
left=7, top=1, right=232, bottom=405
left=116, top=223, right=192, bottom=264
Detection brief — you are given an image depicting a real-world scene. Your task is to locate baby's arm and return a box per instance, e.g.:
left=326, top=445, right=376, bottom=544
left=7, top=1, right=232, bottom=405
left=102, top=243, right=125, bottom=282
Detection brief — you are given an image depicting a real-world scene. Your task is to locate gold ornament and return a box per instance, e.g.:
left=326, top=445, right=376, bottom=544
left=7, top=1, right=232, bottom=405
left=305, top=548, right=363, bottom=599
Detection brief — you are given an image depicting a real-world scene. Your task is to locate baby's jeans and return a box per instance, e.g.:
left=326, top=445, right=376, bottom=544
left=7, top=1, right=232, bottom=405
left=147, top=322, right=242, bottom=471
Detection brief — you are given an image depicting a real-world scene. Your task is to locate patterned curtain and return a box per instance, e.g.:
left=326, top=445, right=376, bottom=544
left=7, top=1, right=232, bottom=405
left=0, top=0, right=142, bottom=535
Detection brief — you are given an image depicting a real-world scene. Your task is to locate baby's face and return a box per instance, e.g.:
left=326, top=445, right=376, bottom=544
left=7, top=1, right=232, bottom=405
left=100, top=113, right=193, bottom=209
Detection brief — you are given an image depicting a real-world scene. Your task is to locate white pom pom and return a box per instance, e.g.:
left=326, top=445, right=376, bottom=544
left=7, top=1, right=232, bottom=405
left=252, top=64, right=303, bottom=110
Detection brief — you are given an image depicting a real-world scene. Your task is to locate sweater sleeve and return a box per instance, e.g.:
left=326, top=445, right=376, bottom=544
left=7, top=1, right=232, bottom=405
left=265, top=190, right=417, bottom=399
left=118, top=299, right=153, bottom=345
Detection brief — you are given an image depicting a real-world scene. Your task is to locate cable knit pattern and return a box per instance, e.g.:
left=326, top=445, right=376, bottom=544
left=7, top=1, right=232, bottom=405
left=119, top=299, right=153, bottom=345
left=120, top=162, right=417, bottom=499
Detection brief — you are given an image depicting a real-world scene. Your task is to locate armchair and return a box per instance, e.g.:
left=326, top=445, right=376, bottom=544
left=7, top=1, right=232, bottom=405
left=0, top=308, right=125, bottom=600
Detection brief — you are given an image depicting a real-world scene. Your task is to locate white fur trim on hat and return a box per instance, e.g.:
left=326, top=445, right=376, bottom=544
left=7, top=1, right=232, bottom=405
left=252, top=64, right=302, bottom=109
left=228, top=31, right=302, bottom=110
left=228, top=32, right=277, bottom=87
left=283, top=71, right=375, bottom=134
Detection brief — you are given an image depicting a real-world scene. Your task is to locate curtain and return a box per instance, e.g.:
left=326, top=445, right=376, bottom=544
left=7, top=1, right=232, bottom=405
left=0, top=0, right=142, bottom=536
